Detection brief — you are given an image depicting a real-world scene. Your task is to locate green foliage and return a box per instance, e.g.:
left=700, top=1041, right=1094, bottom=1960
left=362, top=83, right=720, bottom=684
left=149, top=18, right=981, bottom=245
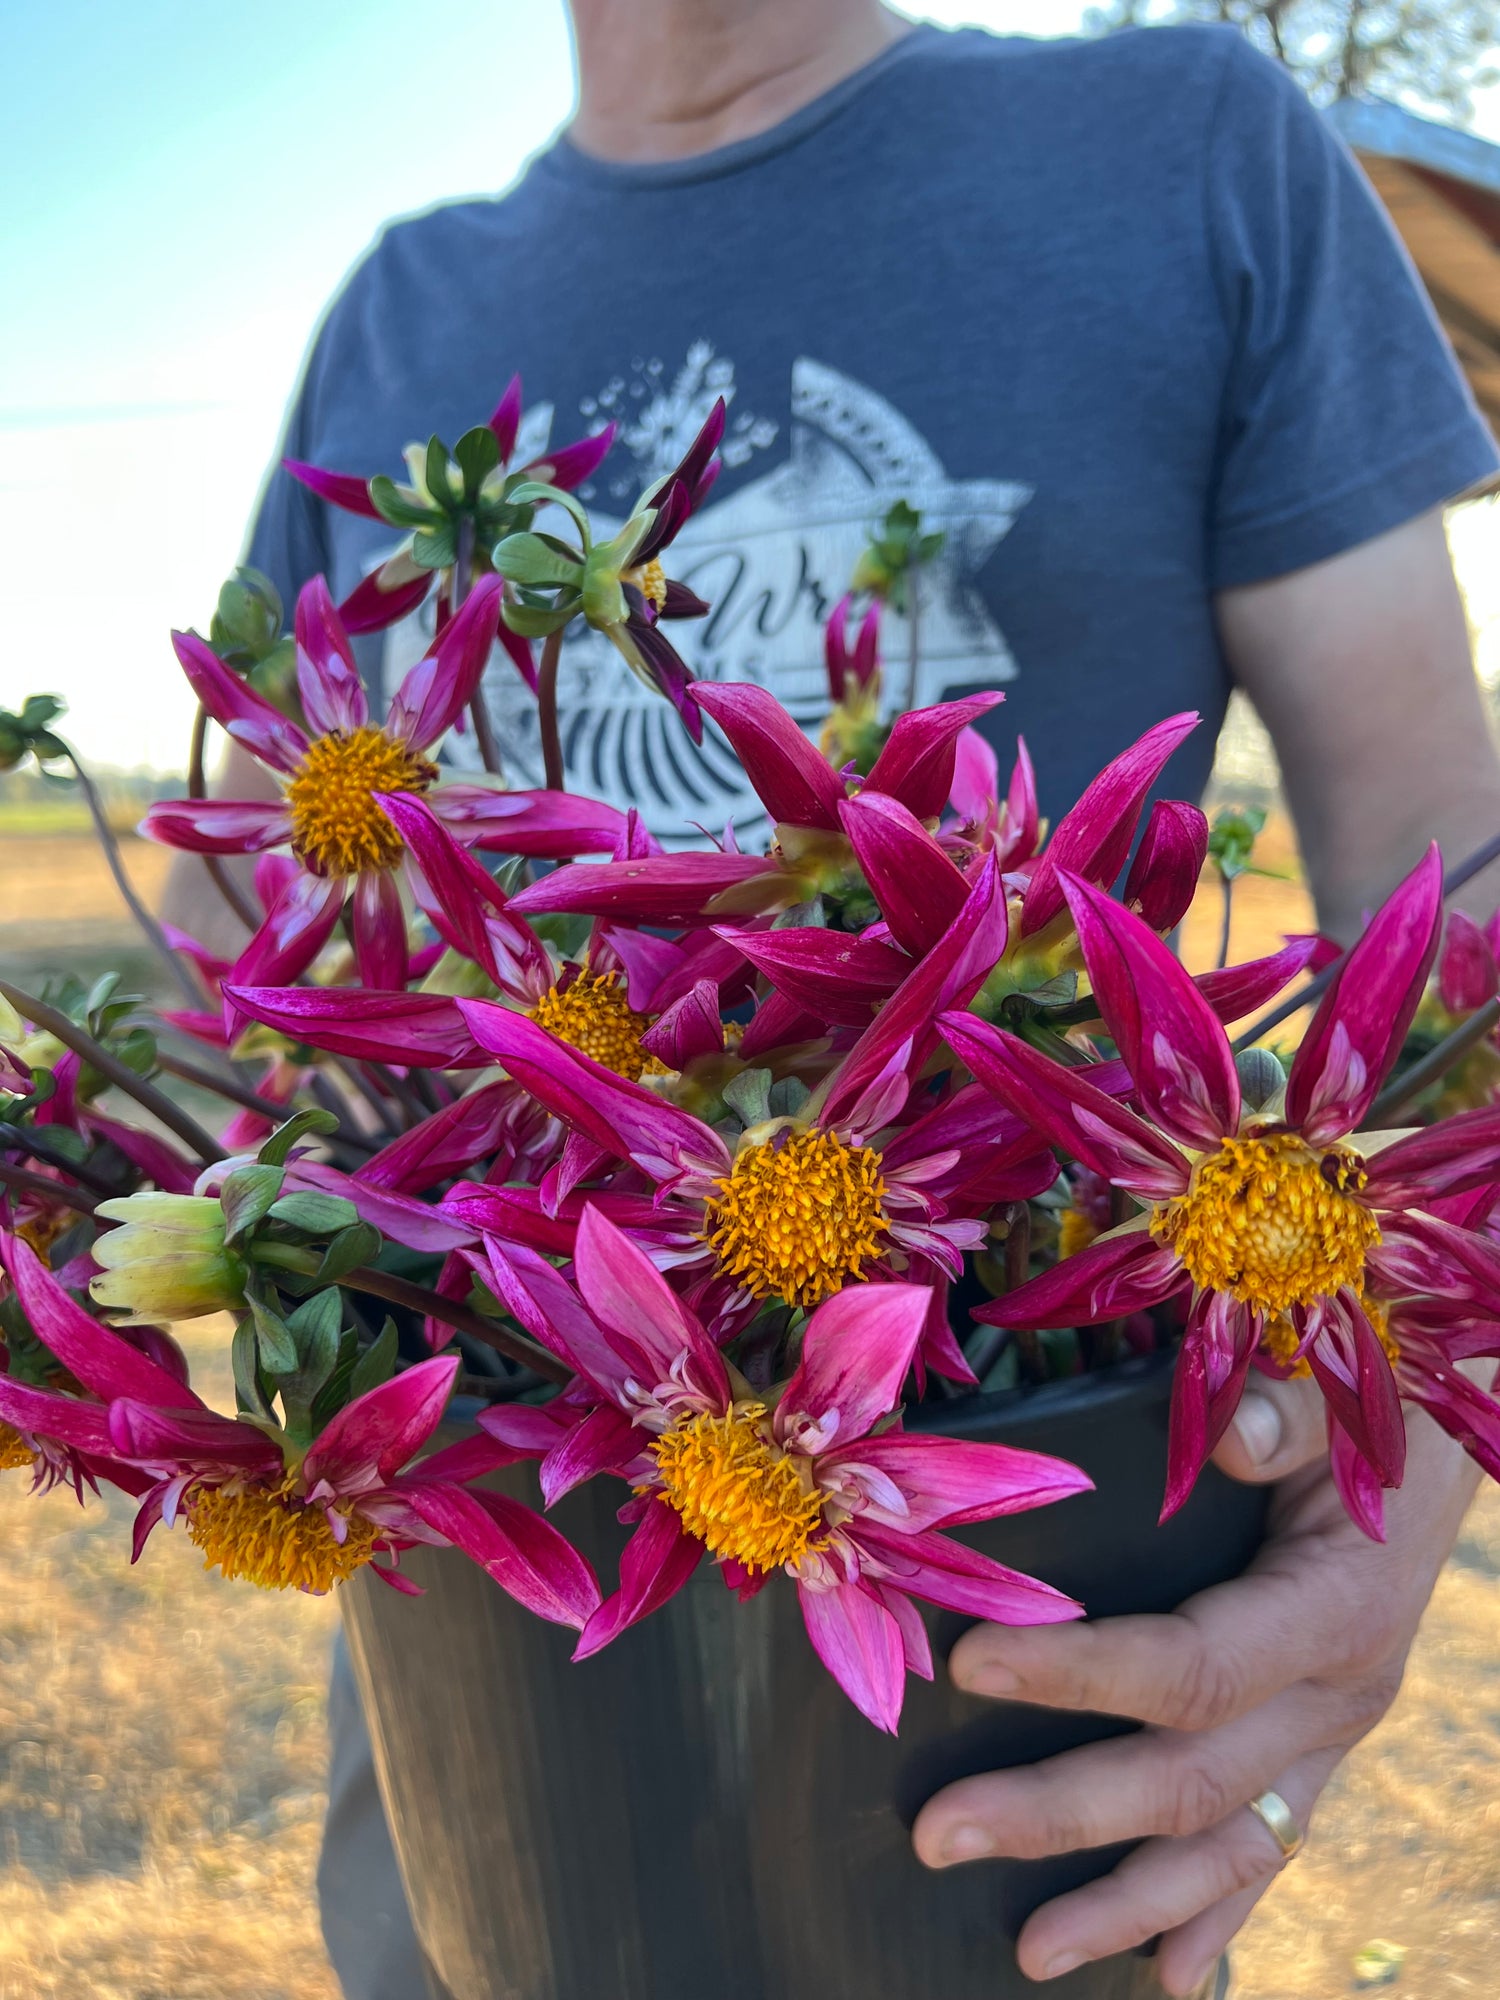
left=0, top=693, right=69, bottom=773
left=1208, top=804, right=1274, bottom=882
left=207, top=568, right=301, bottom=721
left=850, top=500, right=945, bottom=615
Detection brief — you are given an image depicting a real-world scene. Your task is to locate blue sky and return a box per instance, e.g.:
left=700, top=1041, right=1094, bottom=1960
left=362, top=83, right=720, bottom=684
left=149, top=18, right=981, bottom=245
left=3, top=0, right=1497, bottom=767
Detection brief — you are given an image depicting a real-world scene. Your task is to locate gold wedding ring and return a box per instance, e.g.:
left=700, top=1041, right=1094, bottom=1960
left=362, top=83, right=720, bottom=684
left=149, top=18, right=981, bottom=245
left=1247, top=1788, right=1304, bottom=1860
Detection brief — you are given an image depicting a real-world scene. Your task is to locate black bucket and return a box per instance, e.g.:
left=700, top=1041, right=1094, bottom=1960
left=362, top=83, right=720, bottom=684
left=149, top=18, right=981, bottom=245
left=341, top=1349, right=1267, bottom=2000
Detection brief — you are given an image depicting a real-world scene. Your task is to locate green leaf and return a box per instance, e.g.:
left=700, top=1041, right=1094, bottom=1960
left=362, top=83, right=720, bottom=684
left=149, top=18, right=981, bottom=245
left=367, top=475, right=441, bottom=529
left=412, top=522, right=458, bottom=571
left=268, top=1191, right=360, bottom=1238
left=315, top=1221, right=383, bottom=1286
left=221, top=1162, right=286, bottom=1244
left=528, top=912, right=593, bottom=959
left=500, top=597, right=577, bottom=638
left=19, top=694, right=65, bottom=733
left=723, top=1067, right=774, bottom=1128
left=231, top=1317, right=276, bottom=1421
left=310, top=1328, right=361, bottom=1430
left=258, top=1106, right=339, bottom=1169
left=454, top=425, right=501, bottom=501
left=349, top=1318, right=400, bottom=1401
left=287, top=1287, right=343, bottom=1380
left=491, top=531, right=583, bottom=589
left=768, top=1076, right=811, bottom=1119
left=770, top=897, right=827, bottom=930
left=425, top=435, right=456, bottom=507
left=244, top=1285, right=299, bottom=1376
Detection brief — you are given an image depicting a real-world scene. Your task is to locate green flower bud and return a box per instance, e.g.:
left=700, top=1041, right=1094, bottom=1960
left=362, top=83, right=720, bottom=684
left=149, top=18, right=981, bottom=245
left=90, top=1194, right=248, bottom=1326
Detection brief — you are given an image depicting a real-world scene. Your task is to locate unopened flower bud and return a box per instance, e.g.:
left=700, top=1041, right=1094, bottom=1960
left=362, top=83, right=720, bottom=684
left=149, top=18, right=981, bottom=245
left=90, top=1194, right=248, bottom=1326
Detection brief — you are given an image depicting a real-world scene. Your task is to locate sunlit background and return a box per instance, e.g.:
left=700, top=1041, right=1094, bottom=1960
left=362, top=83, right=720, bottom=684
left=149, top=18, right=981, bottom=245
left=7, top=0, right=1500, bottom=774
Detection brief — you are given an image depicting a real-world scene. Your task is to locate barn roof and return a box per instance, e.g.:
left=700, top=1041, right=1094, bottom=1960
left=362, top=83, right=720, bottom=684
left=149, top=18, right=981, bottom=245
left=1328, top=95, right=1500, bottom=431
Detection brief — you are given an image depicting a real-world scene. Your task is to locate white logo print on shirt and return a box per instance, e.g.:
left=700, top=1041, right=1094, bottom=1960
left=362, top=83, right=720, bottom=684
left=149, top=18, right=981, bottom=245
left=385, top=350, right=1031, bottom=844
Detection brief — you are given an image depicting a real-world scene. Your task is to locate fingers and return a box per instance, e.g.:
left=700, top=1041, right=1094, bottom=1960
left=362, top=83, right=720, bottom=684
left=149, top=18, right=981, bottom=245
left=1211, top=1371, right=1328, bottom=1484
left=1012, top=1747, right=1338, bottom=1985
left=1151, top=1882, right=1264, bottom=2000
left=912, top=1680, right=1357, bottom=1868
left=949, top=1531, right=1399, bottom=1730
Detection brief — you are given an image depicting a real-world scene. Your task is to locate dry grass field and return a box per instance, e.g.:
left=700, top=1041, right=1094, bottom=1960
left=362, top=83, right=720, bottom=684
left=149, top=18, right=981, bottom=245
left=0, top=823, right=1496, bottom=1998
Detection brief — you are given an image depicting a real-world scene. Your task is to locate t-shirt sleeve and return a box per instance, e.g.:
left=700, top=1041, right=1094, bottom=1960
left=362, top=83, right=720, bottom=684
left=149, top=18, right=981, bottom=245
left=242, top=382, right=331, bottom=623
left=1203, top=36, right=1499, bottom=589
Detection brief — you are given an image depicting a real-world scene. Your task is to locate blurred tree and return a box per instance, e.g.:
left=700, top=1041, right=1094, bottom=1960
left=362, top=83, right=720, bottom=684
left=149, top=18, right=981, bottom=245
left=1084, top=0, right=1500, bottom=119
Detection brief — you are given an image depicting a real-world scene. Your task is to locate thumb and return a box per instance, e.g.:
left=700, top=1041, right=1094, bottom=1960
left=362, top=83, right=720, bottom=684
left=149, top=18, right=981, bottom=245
left=1212, top=1370, right=1328, bottom=1484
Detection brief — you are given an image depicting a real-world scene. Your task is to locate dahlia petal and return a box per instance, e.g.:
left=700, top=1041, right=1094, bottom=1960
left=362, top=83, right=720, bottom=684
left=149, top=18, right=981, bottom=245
left=351, top=869, right=409, bottom=991
left=303, top=1356, right=459, bottom=1492
left=1193, top=935, right=1322, bottom=1025
left=853, top=1521, right=1084, bottom=1626
left=169, top=628, right=308, bottom=774
left=224, top=871, right=345, bottom=1032
left=1123, top=799, right=1209, bottom=932
left=505, top=851, right=770, bottom=926
left=688, top=682, right=846, bottom=829
left=84, top=1114, right=197, bottom=1195
left=281, top=458, right=384, bottom=521
left=222, top=985, right=483, bottom=1068
left=1439, top=909, right=1500, bottom=1014
left=716, top=925, right=905, bottom=1027
left=1362, top=1107, right=1500, bottom=1210
left=287, top=1160, right=473, bottom=1254
left=822, top=1431, right=1092, bottom=1531
left=525, top=422, right=617, bottom=491
left=1161, top=1291, right=1257, bottom=1520
left=403, top=1483, right=601, bottom=1630
left=574, top=1205, right=728, bottom=1397
left=385, top=574, right=503, bottom=752
left=475, top=1402, right=575, bottom=1461
left=573, top=1499, right=702, bottom=1658
left=141, top=798, right=294, bottom=856
left=797, top=1577, right=907, bottom=1733
left=1329, top=1418, right=1388, bottom=1541
left=1021, top=712, right=1198, bottom=936
left=0, top=1377, right=115, bottom=1455
left=416, top=1428, right=537, bottom=1485
left=3, top=1232, right=199, bottom=1409
left=875, top=1581, right=934, bottom=1681
left=1401, top=1352, right=1500, bottom=1484
left=820, top=852, right=1007, bottom=1130
left=777, top=1284, right=930, bottom=1449
left=380, top=791, right=548, bottom=996
left=1303, top=1291, right=1406, bottom=1487
left=338, top=564, right=433, bottom=636
left=948, top=725, right=999, bottom=826
left=108, top=1397, right=282, bottom=1472
left=838, top=792, right=970, bottom=959
left=293, top=576, right=368, bottom=734
left=357, top=1081, right=519, bottom=1195
left=863, top=691, right=1006, bottom=822
left=1061, top=871, right=1239, bottom=1150
left=1368, top=1209, right=1500, bottom=1312
left=479, top=1239, right=625, bottom=1386
left=457, top=1000, right=729, bottom=1182
left=940, top=1013, right=1190, bottom=1199
left=539, top=1402, right=643, bottom=1507
left=737, top=988, right=827, bottom=1061
left=487, top=374, right=523, bottom=459
left=638, top=979, right=724, bottom=1068
left=996, top=736, right=1040, bottom=868
left=1286, top=845, right=1443, bottom=1146
left=974, top=1222, right=1183, bottom=1331
left=609, top=616, right=703, bottom=742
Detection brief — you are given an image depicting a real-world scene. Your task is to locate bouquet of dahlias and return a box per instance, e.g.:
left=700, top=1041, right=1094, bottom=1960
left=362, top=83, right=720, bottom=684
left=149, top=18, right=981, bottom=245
left=5, top=393, right=1500, bottom=1734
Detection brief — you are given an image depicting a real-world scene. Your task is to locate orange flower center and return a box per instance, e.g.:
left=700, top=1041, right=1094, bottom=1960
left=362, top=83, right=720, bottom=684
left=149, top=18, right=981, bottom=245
left=626, top=558, right=668, bottom=613
left=186, top=1477, right=379, bottom=1594
left=650, top=1406, right=825, bottom=1574
left=285, top=726, right=436, bottom=876
left=528, top=971, right=666, bottom=1081
left=703, top=1128, right=890, bottom=1309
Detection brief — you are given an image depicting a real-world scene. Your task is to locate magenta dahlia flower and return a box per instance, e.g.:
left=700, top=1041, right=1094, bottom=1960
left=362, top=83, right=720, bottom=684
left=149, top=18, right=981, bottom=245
left=478, top=1206, right=1089, bottom=1730
left=943, top=849, right=1500, bottom=1528
left=3, top=1231, right=598, bottom=1617
left=143, top=574, right=502, bottom=991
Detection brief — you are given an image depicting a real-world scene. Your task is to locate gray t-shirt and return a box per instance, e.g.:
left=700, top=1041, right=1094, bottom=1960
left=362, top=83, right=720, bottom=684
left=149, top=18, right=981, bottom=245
left=248, top=21, right=1498, bottom=842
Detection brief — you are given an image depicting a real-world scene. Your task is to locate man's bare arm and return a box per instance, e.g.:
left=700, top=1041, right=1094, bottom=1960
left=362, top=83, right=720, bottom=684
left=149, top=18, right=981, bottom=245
left=1215, top=504, right=1500, bottom=936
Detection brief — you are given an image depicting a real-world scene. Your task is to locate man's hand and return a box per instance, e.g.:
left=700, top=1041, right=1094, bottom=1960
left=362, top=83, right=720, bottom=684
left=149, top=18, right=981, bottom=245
left=911, top=1376, right=1479, bottom=1996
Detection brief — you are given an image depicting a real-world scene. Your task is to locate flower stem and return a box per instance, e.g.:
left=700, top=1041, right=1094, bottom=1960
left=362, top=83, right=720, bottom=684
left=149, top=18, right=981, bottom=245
left=0, top=1161, right=99, bottom=1217
left=1216, top=871, right=1234, bottom=971
left=0, top=979, right=225, bottom=1164
left=1364, top=994, right=1500, bottom=1127
left=187, top=703, right=259, bottom=931
left=536, top=629, right=566, bottom=792
left=454, top=521, right=505, bottom=779
left=901, top=566, right=921, bottom=715
left=63, top=745, right=206, bottom=1011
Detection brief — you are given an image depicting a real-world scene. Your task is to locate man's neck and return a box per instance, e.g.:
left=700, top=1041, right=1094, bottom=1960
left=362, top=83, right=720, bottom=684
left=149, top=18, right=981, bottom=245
left=567, top=0, right=911, bottom=164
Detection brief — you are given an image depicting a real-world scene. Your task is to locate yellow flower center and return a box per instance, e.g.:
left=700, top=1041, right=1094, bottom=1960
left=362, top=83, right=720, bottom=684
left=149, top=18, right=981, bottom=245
left=1151, top=1131, right=1379, bottom=1317
left=1262, top=1293, right=1400, bottom=1378
left=650, top=1405, right=825, bottom=1574
left=285, top=726, right=437, bottom=877
left=703, top=1127, right=890, bottom=1309
left=528, top=971, right=666, bottom=1081
left=0, top=1424, right=35, bottom=1473
left=1058, top=1206, right=1100, bottom=1261
left=186, top=1478, right=379, bottom=1594
left=626, top=558, right=668, bottom=613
